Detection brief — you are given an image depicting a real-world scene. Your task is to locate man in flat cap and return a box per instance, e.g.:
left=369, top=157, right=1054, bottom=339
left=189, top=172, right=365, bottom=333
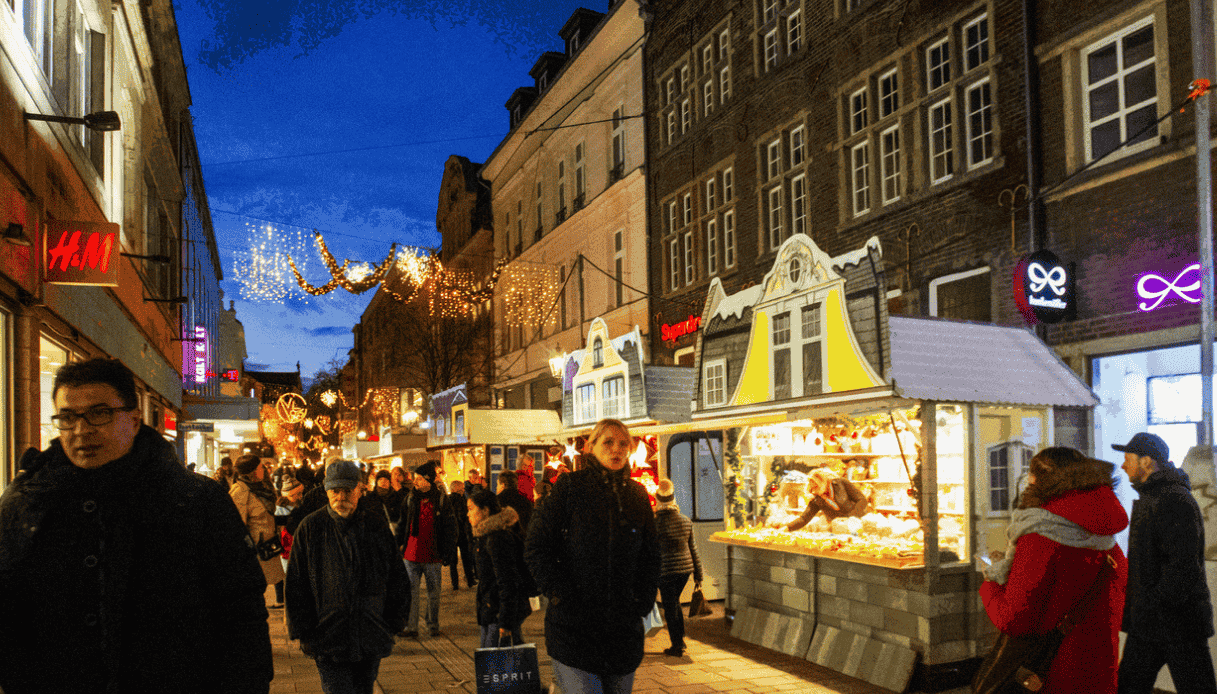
left=286, top=459, right=409, bottom=694
left=1115, top=432, right=1217, bottom=694
left=395, top=460, right=457, bottom=637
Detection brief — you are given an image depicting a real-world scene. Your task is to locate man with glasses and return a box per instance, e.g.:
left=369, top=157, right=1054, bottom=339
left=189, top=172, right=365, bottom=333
left=0, top=358, right=273, bottom=693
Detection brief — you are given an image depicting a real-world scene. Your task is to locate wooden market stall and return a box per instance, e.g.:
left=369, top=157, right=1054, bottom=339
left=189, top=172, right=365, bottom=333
left=685, top=234, right=1097, bottom=692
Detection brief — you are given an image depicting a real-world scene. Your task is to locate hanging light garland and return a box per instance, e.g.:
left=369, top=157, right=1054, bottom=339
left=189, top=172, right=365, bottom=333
left=288, top=231, right=398, bottom=296
left=235, top=223, right=313, bottom=303
left=500, top=264, right=560, bottom=328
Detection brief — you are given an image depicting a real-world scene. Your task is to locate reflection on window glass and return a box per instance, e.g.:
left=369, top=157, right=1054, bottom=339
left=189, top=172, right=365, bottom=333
left=40, top=336, right=71, bottom=451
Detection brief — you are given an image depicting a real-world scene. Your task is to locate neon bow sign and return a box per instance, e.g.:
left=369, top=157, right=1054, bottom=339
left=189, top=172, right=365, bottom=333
left=1027, top=262, right=1067, bottom=299
left=1137, top=264, right=1201, bottom=311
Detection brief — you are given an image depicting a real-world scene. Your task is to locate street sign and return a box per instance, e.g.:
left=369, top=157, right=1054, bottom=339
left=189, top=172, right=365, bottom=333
left=178, top=421, right=215, bottom=433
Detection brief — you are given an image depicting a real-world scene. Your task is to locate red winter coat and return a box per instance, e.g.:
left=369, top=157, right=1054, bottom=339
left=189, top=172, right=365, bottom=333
left=979, top=485, right=1129, bottom=694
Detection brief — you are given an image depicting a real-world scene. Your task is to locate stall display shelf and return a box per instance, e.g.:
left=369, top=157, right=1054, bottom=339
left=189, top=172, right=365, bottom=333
left=711, top=533, right=924, bottom=569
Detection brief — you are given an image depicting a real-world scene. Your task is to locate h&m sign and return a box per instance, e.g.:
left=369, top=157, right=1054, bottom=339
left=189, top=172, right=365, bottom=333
left=44, top=221, right=121, bottom=286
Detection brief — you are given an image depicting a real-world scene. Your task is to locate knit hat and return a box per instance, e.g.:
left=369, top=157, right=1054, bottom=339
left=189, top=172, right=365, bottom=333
left=281, top=476, right=303, bottom=494
left=324, top=459, right=362, bottom=491
left=374, top=469, right=392, bottom=483
left=656, top=479, right=675, bottom=502
left=235, top=454, right=261, bottom=476
left=414, top=461, right=439, bottom=483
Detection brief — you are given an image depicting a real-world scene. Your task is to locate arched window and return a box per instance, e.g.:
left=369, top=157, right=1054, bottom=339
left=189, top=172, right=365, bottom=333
left=592, top=338, right=604, bottom=367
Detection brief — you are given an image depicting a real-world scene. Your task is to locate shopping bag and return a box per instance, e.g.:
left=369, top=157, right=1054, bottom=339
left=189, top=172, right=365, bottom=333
left=475, top=641, right=542, bottom=694
left=642, top=601, right=665, bottom=637
left=687, top=587, right=712, bottom=618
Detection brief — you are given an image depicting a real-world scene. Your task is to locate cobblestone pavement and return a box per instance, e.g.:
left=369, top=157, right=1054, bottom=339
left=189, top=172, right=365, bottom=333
left=265, top=582, right=971, bottom=694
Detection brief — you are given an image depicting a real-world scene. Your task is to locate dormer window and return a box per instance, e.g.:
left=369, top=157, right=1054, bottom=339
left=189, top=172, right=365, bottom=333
left=539, top=74, right=548, bottom=91
left=593, top=338, right=604, bottom=367
left=570, top=31, right=581, bottom=54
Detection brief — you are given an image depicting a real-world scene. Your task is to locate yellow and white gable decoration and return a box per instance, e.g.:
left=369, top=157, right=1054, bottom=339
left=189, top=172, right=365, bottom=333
left=697, top=234, right=887, bottom=411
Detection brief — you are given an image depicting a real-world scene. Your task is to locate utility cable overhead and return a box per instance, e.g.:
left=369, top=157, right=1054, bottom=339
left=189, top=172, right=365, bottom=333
left=200, top=134, right=502, bottom=168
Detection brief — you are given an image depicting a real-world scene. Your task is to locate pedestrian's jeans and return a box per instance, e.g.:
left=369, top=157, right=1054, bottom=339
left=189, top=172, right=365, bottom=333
left=658, top=572, right=691, bottom=651
left=479, top=623, right=525, bottom=649
left=405, top=560, right=443, bottom=632
left=1118, top=633, right=1217, bottom=694
left=551, top=658, right=636, bottom=694
left=314, top=658, right=381, bottom=694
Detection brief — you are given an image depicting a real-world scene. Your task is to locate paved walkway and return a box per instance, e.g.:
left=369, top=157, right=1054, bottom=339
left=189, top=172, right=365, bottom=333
left=265, top=582, right=970, bottom=694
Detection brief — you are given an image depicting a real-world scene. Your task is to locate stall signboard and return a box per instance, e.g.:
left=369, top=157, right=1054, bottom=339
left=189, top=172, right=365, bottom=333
left=44, top=221, right=121, bottom=286
left=1014, top=249, right=1074, bottom=324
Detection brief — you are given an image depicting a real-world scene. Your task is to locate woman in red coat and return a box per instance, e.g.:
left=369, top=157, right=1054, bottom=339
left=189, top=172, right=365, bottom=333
left=979, top=447, right=1129, bottom=694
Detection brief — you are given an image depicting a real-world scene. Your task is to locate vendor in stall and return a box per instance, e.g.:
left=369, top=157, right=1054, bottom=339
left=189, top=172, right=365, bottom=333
left=782, top=467, right=869, bottom=531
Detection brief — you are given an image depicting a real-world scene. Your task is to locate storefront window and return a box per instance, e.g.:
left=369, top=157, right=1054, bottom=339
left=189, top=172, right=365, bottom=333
left=667, top=433, right=724, bottom=521
left=935, top=403, right=970, bottom=562
left=39, top=336, right=72, bottom=451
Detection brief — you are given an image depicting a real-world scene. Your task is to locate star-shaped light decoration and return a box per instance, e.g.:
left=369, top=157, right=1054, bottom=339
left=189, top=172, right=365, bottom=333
left=320, top=390, right=339, bottom=408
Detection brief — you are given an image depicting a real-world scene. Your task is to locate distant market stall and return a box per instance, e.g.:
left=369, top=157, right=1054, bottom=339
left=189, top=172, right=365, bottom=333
left=686, top=234, right=1096, bottom=690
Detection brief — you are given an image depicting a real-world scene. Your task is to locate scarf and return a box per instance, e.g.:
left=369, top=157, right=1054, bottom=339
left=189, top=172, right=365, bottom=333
left=986, top=507, right=1115, bottom=585
left=584, top=454, right=631, bottom=521
left=408, top=486, right=444, bottom=537
left=237, top=475, right=277, bottom=516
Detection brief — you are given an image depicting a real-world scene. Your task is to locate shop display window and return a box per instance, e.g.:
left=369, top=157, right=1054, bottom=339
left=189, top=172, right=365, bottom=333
left=668, top=432, right=724, bottom=521
left=39, top=336, right=73, bottom=452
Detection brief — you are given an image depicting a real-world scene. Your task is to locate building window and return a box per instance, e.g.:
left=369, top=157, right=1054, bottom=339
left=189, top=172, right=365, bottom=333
left=930, top=267, right=991, bottom=321
left=667, top=111, right=677, bottom=145
left=707, top=218, right=718, bottom=275
left=576, top=383, right=596, bottom=423
left=720, top=28, right=731, bottom=61
left=681, top=98, right=691, bottom=133
left=702, top=44, right=714, bottom=74
left=22, top=0, right=55, bottom=78
left=801, top=303, right=824, bottom=395
left=790, top=126, right=806, bottom=166
left=791, top=174, right=807, bottom=236
left=556, top=161, right=566, bottom=216
left=683, top=231, right=694, bottom=285
left=724, top=210, right=736, bottom=268
left=683, top=193, right=693, bottom=226
left=964, top=14, right=990, bottom=71
left=535, top=183, right=544, bottom=238
left=1083, top=17, right=1157, bottom=163
left=850, top=88, right=869, bottom=134
left=767, top=139, right=782, bottom=179
left=704, top=80, right=714, bottom=116
left=574, top=142, right=586, bottom=207
left=879, top=69, right=899, bottom=118
left=764, top=29, right=779, bottom=70
left=666, top=77, right=676, bottom=105
left=927, top=37, right=951, bottom=91
left=668, top=201, right=678, bottom=234
left=851, top=141, right=871, bottom=216
left=602, top=376, right=626, bottom=418
left=772, top=312, right=791, bottom=400
left=704, top=359, right=727, bottom=406
left=929, top=97, right=954, bottom=183
left=723, top=168, right=734, bottom=201
left=705, top=177, right=717, bottom=211
left=966, top=79, right=993, bottom=168
left=681, top=64, right=690, bottom=91
left=768, top=186, right=784, bottom=248
left=988, top=442, right=1031, bottom=514
left=669, top=238, right=680, bottom=290
left=763, top=0, right=778, bottom=24
left=593, top=338, right=604, bottom=367
left=881, top=125, right=902, bottom=204
left=720, top=66, right=732, bottom=100
left=787, top=11, right=802, bottom=53
left=614, top=230, right=625, bottom=306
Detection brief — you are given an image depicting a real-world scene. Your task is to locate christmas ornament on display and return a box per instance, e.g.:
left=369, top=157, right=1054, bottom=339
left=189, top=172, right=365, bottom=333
left=276, top=393, right=308, bottom=424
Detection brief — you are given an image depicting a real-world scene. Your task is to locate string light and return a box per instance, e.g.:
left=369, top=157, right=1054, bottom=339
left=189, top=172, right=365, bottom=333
left=500, top=264, right=560, bottom=328
left=235, top=222, right=313, bottom=303
left=288, top=232, right=397, bottom=296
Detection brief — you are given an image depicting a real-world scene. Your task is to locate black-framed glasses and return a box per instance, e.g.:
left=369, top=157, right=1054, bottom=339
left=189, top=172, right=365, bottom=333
left=50, top=406, right=135, bottom=430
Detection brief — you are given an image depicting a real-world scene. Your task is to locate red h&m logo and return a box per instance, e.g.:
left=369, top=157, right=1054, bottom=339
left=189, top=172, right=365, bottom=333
left=44, top=221, right=121, bottom=286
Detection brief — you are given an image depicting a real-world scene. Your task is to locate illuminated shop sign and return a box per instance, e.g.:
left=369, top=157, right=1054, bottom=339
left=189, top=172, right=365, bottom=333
left=661, top=315, right=702, bottom=342
left=1015, top=249, right=1074, bottom=324
left=193, top=326, right=209, bottom=384
left=44, top=221, right=121, bottom=286
left=223, top=369, right=240, bottom=382
left=1137, top=263, right=1201, bottom=312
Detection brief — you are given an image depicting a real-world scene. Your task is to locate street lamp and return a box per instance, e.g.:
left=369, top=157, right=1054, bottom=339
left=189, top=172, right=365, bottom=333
left=24, top=110, right=121, bottom=132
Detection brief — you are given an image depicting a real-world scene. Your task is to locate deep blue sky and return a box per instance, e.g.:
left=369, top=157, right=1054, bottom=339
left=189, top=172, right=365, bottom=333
left=173, top=0, right=596, bottom=381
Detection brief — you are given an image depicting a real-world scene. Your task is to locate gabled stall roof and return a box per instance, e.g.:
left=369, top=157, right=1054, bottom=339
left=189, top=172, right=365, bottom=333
left=888, top=316, right=1097, bottom=407
left=428, top=409, right=563, bottom=450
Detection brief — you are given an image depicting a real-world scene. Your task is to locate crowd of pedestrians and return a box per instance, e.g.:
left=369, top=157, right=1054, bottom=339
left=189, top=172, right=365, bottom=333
left=3, top=356, right=1214, bottom=694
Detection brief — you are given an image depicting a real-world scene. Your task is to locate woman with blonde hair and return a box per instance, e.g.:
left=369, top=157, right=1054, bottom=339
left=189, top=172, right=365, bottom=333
left=525, top=419, right=660, bottom=694
left=784, top=466, right=868, bottom=531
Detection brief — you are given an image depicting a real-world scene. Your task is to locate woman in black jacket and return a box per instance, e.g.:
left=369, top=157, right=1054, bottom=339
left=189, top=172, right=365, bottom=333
left=525, top=418, right=661, bottom=694
left=468, top=490, right=532, bottom=647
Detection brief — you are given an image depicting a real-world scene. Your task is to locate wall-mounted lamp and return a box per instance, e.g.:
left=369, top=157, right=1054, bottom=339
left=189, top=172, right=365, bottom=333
left=548, top=354, right=565, bottom=379
left=24, top=110, right=121, bottom=132
left=2, top=223, right=31, bottom=246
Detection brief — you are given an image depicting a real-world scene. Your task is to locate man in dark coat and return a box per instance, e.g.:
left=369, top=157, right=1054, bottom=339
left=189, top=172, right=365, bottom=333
left=1115, top=432, right=1217, bottom=694
left=0, top=358, right=272, bottom=694
left=496, top=468, right=533, bottom=534
left=286, top=459, right=409, bottom=694
left=395, top=460, right=457, bottom=637
left=448, top=479, right=477, bottom=590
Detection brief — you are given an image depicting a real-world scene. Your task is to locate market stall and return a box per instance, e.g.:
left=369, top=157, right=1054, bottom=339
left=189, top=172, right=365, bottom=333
left=688, top=234, right=1096, bottom=691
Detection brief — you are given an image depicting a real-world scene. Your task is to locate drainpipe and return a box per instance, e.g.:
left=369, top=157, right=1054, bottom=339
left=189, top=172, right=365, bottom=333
left=1022, top=0, right=1048, bottom=342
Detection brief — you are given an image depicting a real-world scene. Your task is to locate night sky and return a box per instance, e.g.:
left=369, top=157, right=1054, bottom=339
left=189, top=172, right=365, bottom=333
left=173, top=0, right=595, bottom=382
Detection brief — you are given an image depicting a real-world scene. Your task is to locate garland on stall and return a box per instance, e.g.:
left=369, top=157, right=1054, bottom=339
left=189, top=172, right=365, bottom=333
left=724, top=427, right=748, bottom=530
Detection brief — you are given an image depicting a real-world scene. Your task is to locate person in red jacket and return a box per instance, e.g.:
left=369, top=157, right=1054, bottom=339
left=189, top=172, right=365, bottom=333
left=979, top=446, right=1129, bottom=694
left=517, top=454, right=537, bottom=501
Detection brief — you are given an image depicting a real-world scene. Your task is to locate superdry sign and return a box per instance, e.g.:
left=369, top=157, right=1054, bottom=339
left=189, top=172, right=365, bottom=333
left=661, top=315, right=702, bottom=342
left=44, top=221, right=121, bottom=286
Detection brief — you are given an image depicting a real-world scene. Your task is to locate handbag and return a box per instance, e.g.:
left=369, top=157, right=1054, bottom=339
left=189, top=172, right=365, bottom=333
left=642, top=601, right=665, bottom=637
left=688, top=585, right=712, bottom=618
left=973, top=554, right=1116, bottom=694
left=254, top=534, right=284, bottom=562
left=474, top=639, right=542, bottom=694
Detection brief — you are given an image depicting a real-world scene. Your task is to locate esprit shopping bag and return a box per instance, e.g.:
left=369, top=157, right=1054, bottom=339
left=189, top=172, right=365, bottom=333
left=475, top=641, right=542, bottom=694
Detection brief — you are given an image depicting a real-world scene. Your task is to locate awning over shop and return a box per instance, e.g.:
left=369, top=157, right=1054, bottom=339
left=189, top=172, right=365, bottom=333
left=180, top=394, right=261, bottom=421
left=888, top=316, right=1098, bottom=408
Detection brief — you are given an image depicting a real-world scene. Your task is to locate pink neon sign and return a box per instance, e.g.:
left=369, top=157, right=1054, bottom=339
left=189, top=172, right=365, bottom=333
left=1137, top=263, right=1201, bottom=311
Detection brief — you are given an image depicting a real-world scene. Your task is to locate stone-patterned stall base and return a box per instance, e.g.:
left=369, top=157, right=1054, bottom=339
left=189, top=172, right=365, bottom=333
left=807, top=624, right=918, bottom=693
left=728, top=605, right=815, bottom=657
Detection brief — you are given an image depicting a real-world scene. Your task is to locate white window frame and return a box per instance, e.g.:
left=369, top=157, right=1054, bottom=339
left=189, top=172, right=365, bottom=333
left=1081, top=16, right=1159, bottom=164
left=21, top=0, right=55, bottom=79
left=574, top=142, right=586, bottom=202
left=879, top=68, right=899, bottom=118
left=611, top=106, right=626, bottom=170
left=964, top=14, right=990, bottom=71
left=787, top=11, right=802, bottom=53
left=723, top=167, right=735, bottom=201
left=614, top=229, right=626, bottom=307
left=929, top=96, right=955, bottom=184
left=602, top=375, right=626, bottom=419
left=764, top=29, right=779, bottom=70
left=928, top=266, right=990, bottom=316
left=720, top=66, right=732, bottom=100
left=666, top=77, right=676, bottom=105
left=927, top=37, right=951, bottom=92
left=704, top=358, right=727, bottom=407
left=556, top=161, right=566, bottom=212
left=683, top=193, right=693, bottom=226
left=851, top=140, right=871, bottom=216
left=702, top=44, right=713, bottom=74
left=798, top=302, right=825, bottom=396
left=966, top=78, right=993, bottom=169
left=768, top=186, right=784, bottom=248
left=790, top=125, right=806, bottom=166
left=791, top=174, right=807, bottom=236
left=707, top=218, right=719, bottom=275
left=850, top=87, right=869, bottom=135
left=763, top=0, right=778, bottom=24
left=681, top=98, right=691, bottom=133
left=724, top=210, right=737, bottom=268
left=667, top=111, right=677, bottom=144
left=706, top=177, right=717, bottom=211
left=575, top=383, right=596, bottom=423
left=880, top=124, right=902, bottom=204
left=683, top=231, right=695, bottom=285
left=767, top=139, right=782, bottom=179
left=669, top=237, right=681, bottom=290
left=704, top=80, right=714, bottom=116
left=668, top=200, right=678, bottom=234
left=681, top=64, right=690, bottom=91
left=719, top=28, right=731, bottom=61
left=771, top=311, right=792, bottom=399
